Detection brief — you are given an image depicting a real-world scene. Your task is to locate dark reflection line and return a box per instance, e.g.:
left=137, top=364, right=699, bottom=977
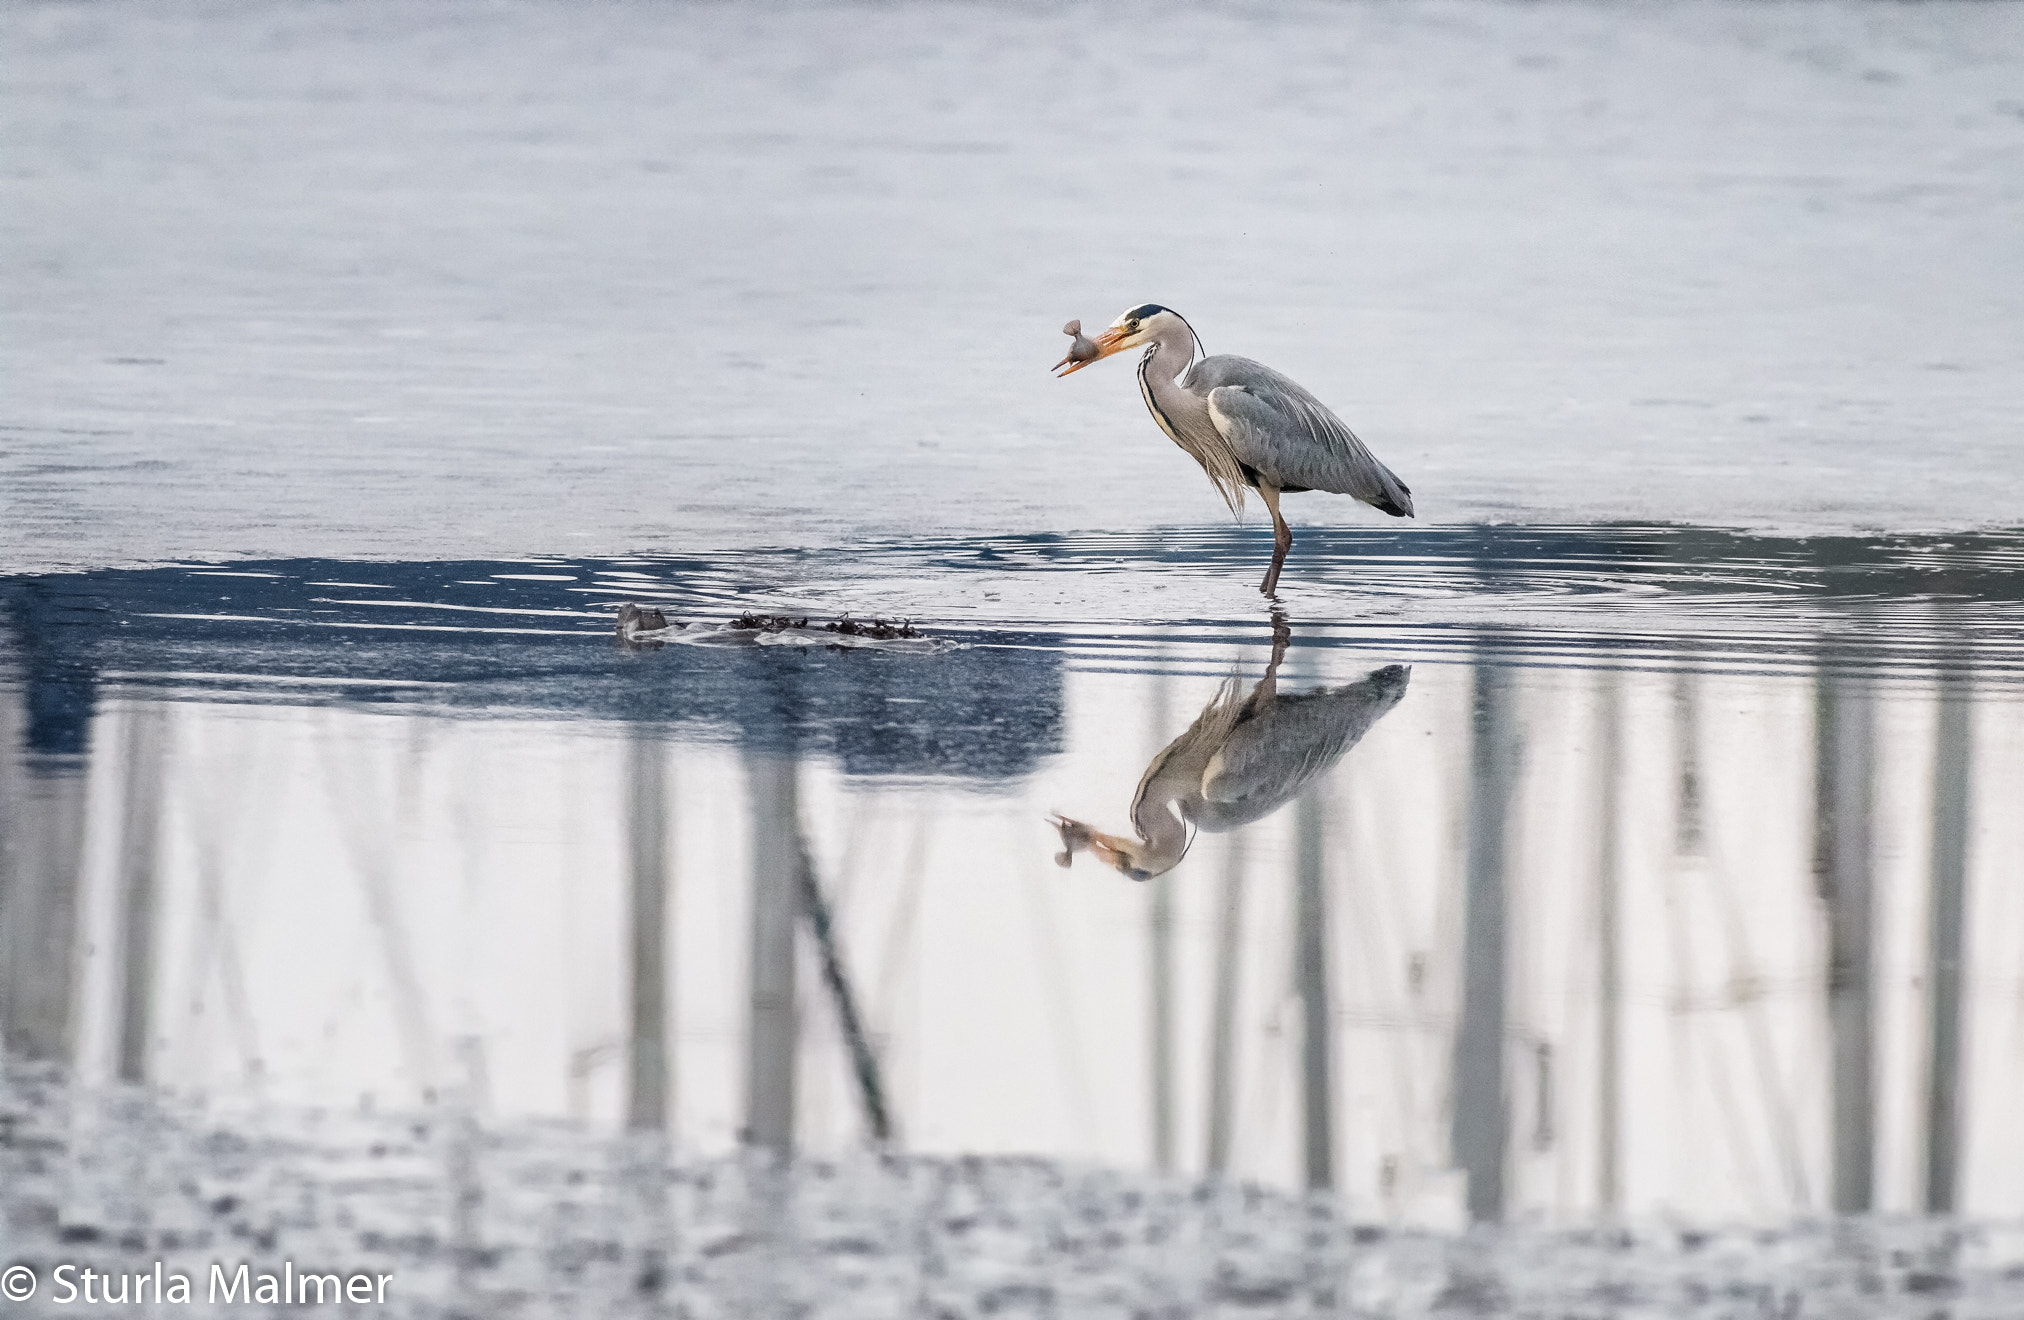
left=1814, top=664, right=1876, bottom=1214
left=742, top=749, right=894, bottom=1150
left=744, top=753, right=799, bottom=1154
left=1204, top=836, right=1245, bottom=1177
left=0, top=749, right=90, bottom=1065
left=1672, top=669, right=1704, bottom=857
left=626, top=729, right=671, bottom=1132
left=1295, top=783, right=1332, bottom=1193
left=1148, top=667, right=1176, bottom=1176
left=1530, top=1039, right=1554, bottom=1155
left=1596, top=672, right=1623, bottom=1215
left=115, top=706, right=169, bottom=1083
left=1925, top=664, right=1973, bottom=1213
left=1453, top=660, right=1517, bottom=1222
left=0, top=591, right=93, bottom=1065
left=612, top=724, right=681, bottom=1303
left=795, top=827, right=893, bottom=1147
left=1149, top=878, right=1176, bottom=1175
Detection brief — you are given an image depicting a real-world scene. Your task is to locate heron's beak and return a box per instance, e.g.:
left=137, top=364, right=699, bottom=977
left=1053, top=326, right=1131, bottom=377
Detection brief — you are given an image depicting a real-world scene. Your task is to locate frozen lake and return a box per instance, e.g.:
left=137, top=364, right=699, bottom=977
left=4, top=0, right=2023, bottom=571
left=5, top=0, right=2024, bottom=1314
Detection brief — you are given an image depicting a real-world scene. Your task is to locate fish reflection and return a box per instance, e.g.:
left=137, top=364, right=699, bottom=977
left=1052, top=623, right=1409, bottom=880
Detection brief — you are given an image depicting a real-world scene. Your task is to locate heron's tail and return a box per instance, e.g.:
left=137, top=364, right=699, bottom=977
left=1371, top=470, right=1413, bottom=519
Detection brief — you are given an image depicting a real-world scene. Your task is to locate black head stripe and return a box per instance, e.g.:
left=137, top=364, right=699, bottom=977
left=1121, top=304, right=1203, bottom=358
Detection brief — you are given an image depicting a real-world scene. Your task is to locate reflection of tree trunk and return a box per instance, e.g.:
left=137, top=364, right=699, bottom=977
left=1, top=586, right=96, bottom=1065
left=1815, top=670, right=1875, bottom=1214
left=627, top=730, right=671, bottom=1132
left=1453, top=662, right=1516, bottom=1223
left=1147, top=670, right=1175, bottom=1174
left=1596, top=672, right=1622, bottom=1214
left=742, top=750, right=891, bottom=1150
left=116, top=705, right=170, bottom=1083
left=1205, top=837, right=1245, bottom=1175
left=1671, top=670, right=1704, bottom=857
left=1925, top=671, right=1972, bottom=1213
left=621, top=721, right=678, bottom=1320
left=1295, top=788, right=1332, bottom=1192
left=795, top=831, right=892, bottom=1145
left=744, top=753, right=799, bottom=1154
left=0, top=753, right=90, bottom=1064
left=1150, top=875, right=1176, bottom=1174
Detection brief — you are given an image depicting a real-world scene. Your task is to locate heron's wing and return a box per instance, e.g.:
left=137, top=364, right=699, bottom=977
left=1194, top=356, right=1413, bottom=516
left=1196, top=665, right=1410, bottom=828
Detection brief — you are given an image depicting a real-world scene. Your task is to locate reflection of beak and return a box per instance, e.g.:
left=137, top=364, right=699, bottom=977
left=1050, top=813, right=1090, bottom=866
left=1087, top=836, right=1135, bottom=873
left=1048, top=814, right=1145, bottom=879
left=1053, top=326, right=1130, bottom=377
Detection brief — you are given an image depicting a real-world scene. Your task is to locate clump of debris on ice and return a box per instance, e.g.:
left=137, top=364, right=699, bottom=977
left=3, top=1065, right=2020, bottom=1318
left=613, top=603, right=946, bottom=653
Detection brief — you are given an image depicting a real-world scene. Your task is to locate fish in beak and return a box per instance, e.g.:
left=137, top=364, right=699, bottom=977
left=1053, top=320, right=1130, bottom=376
left=1048, top=814, right=1153, bottom=880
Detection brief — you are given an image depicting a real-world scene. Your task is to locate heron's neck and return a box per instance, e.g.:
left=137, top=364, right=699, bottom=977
left=1136, top=323, right=1249, bottom=513
left=1127, top=796, right=1193, bottom=875
left=1136, top=326, right=1203, bottom=429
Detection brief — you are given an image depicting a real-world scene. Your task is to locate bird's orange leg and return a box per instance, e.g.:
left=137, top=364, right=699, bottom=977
left=1259, top=485, right=1292, bottom=596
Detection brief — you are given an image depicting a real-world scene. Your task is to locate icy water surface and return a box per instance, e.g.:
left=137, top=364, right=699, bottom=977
left=6, top=0, right=2024, bottom=570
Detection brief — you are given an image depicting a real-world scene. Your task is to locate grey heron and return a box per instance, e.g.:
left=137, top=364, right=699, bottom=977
left=1055, top=305, right=1414, bottom=595
left=1052, top=621, right=1410, bottom=881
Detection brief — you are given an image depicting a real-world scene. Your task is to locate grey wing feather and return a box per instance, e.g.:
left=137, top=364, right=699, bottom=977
left=1193, top=665, right=1410, bottom=830
left=1190, top=356, right=1414, bottom=516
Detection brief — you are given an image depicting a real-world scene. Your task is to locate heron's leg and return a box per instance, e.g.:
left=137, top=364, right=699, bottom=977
left=1267, top=608, right=1292, bottom=670
left=1254, top=607, right=1291, bottom=705
left=1259, top=485, right=1292, bottom=596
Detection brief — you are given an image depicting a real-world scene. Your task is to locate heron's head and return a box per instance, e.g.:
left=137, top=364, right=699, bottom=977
left=1054, top=304, right=1191, bottom=376
left=1049, top=814, right=1162, bottom=881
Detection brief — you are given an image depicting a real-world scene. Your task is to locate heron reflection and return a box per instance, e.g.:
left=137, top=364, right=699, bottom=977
left=1052, top=623, right=1409, bottom=881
